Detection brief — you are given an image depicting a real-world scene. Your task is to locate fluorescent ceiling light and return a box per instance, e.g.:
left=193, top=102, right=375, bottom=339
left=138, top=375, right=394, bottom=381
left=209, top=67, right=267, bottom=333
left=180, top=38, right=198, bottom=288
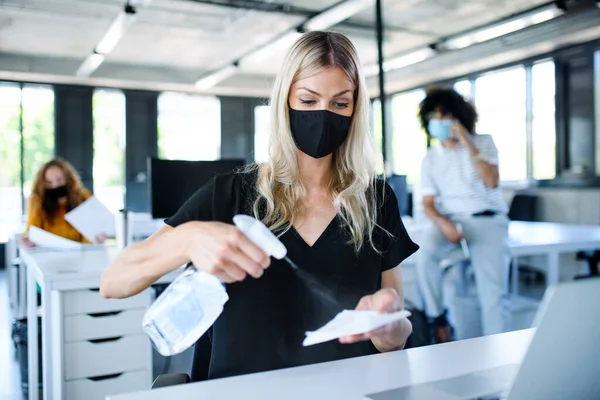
left=195, top=64, right=238, bottom=90
left=95, top=9, right=137, bottom=55
left=384, top=48, right=436, bottom=71
left=76, top=53, right=105, bottom=77
left=239, top=0, right=372, bottom=69
left=240, top=30, right=302, bottom=66
left=364, top=47, right=435, bottom=77
left=442, top=5, right=564, bottom=50
left=304, top=0, right=374, bottom=31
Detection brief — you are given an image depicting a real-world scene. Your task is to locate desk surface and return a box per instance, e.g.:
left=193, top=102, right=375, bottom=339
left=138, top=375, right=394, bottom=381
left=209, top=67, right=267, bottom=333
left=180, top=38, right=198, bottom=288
left=108, top=329, right=534, bottom=400
left=20, top=245, right=180, bottom=290
left=508, top=221, right=600, bottom=253
left=405, top=220, right=600, bottom=254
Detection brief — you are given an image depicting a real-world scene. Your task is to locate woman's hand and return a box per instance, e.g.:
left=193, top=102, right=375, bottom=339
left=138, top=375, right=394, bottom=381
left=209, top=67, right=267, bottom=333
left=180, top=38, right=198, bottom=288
left=22, top=237, right=36, bottom=248
left=451, top=121, right=471, bottom=146
left=339, top=288, right=412, bottom=352
left=184, top=221, right=271, bottom=284
left=437, top=218, right=463, bottom=244
left=94, top=233, right=109, bottom=244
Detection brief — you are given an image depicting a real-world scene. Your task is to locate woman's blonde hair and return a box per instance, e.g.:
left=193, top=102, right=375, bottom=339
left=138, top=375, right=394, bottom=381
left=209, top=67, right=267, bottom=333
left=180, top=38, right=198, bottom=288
left=253, top=31, right=379, bottom=252
left=29, top=158, right=88, bottom=223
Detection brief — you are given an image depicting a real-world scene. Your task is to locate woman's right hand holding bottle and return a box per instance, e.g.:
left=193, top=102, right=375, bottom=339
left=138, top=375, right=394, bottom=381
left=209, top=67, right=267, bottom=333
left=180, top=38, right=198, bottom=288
left=182, top=221, right=270, bottom=284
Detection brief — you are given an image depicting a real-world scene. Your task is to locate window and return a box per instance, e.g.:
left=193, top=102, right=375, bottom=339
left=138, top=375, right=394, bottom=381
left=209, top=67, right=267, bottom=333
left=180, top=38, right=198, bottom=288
left=158, top=92, right=221, bottom=161
left=371, top=99, right=385, bottom=175
left=475, top=66, right=527, bottom=182
left=22, top=85, right=55, bottom=199
left=454, top=80, right=473, bottom=99
left=531, top=60, right=556, bottom=180
left=93, top=89, right=126, bottom=212
left=0, top=84, right=22, bottom=221
left=390, top=89, right=428, bottom=184
left=254, top=105, right=271, bottom=163
left=0, top=83, right=55, bottom=223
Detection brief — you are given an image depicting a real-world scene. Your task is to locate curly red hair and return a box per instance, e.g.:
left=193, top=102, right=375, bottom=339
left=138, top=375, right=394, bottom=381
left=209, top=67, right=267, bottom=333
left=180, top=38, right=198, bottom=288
left=28, top=158, right=88, bottom=223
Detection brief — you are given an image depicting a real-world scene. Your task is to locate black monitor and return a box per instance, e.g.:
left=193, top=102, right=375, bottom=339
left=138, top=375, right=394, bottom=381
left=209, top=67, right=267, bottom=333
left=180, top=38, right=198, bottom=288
left=387, top=174, right=409, bottom=216
left=148, top=158, right=246, bottom=219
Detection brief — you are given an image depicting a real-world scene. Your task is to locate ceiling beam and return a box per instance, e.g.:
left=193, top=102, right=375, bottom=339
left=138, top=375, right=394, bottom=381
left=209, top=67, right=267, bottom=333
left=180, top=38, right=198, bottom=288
left=183, top=0, right=317, bottom=17
left=182, top=0, right=423, bottom=34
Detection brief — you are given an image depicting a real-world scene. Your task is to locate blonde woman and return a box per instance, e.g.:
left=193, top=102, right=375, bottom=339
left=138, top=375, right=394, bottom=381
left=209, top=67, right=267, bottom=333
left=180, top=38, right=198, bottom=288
left=101, top=31, right=419, bottom=379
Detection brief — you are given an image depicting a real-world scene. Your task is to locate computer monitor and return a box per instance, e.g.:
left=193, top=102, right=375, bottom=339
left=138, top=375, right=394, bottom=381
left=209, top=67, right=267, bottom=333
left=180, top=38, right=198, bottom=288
left=148, top=158, right=246, bottom=219
left=387, top=174, right=409, bottom=216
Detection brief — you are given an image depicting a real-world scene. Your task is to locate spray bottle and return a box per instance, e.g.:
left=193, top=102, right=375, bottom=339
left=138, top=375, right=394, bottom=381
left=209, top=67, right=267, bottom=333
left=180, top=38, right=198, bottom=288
left=142, top=215, right=290, bottom=356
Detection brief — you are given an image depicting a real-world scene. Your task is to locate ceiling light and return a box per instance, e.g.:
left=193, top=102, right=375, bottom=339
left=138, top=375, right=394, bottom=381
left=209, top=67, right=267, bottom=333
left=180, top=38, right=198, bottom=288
left=76, top=53, right=105, bottom=77
left=364, top=47, right=436, bottom=77
left=304, top=0, right=374, bottom=31
left=383, top=48, right=436, bottom=71
left=194, top=64, right=238, bottom=90
left=240, top=30, right=302, bottom=66
left=95, top=5, right=137, bottom=55
left=441, top=5, right=564, bottom=50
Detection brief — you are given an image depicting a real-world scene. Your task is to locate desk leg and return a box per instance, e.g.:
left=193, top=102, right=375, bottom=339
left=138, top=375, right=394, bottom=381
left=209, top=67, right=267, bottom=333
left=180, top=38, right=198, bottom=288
left=50, top=291, right=63, bottom=400
left=511, top=257, right=519, bottom=295
left=27, top=268, right=39, bottom=400
left=41, top=287, right=53, bottom=400
left=547, top=251, right=560, bottom=287
left=19, top=259, right=27, bottom=318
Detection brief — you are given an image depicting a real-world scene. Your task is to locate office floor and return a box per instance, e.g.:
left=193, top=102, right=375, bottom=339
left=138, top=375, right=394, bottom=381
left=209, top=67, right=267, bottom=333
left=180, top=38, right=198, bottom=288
left=0, top=267, right=544, bottom=400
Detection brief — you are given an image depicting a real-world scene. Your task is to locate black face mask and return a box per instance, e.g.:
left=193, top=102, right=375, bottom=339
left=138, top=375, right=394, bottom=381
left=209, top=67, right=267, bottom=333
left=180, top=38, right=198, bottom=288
left=289, top=108, right=351, bottom=159
left=45, top=185, right=69, bottom=200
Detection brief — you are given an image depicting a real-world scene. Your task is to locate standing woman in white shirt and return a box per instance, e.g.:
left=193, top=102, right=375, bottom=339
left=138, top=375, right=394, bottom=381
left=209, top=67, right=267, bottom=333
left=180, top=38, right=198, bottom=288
left=415, top=88, right=510, bottom=343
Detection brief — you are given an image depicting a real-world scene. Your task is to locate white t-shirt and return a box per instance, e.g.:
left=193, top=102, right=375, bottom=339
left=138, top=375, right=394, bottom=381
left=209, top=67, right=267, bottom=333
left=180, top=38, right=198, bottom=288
left=420, top=134, right=508, bottom=216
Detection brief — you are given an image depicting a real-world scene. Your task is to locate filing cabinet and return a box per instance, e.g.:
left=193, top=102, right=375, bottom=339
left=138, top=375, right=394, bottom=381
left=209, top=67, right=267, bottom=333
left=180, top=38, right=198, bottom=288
left=60, top=288, right=152, bottom=400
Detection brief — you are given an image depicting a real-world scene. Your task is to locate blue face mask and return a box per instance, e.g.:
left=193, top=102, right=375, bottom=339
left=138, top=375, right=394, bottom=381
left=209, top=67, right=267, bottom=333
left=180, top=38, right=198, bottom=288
left=428, top=119, right=454, bottom=141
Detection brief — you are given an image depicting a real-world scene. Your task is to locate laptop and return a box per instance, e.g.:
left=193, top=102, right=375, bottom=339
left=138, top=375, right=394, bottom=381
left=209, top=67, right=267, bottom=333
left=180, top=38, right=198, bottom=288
left=365, top=277, right=600, bottom=400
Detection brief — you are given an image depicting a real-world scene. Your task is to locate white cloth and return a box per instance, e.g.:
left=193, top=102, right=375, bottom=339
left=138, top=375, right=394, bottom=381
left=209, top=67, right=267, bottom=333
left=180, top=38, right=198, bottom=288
left=420, top=134, right=508, bottom=216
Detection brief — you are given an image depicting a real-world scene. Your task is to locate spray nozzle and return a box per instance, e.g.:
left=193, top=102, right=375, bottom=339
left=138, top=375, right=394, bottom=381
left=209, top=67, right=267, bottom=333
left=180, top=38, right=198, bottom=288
left=233, top=215, right=287, bottom=260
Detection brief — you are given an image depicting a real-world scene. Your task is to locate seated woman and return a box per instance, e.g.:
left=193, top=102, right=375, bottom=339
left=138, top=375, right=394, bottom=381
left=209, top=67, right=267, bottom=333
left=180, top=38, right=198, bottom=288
left=22, top=158, right=107, bottom=247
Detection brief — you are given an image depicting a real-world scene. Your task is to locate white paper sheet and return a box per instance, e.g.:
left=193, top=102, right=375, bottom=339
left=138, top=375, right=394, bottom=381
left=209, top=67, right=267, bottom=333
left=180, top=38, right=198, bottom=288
left=28, top=226, right=82, bottom=249
left=64, top=196, right=115, bottom=243
left=303, top=309, right=411, bottom=347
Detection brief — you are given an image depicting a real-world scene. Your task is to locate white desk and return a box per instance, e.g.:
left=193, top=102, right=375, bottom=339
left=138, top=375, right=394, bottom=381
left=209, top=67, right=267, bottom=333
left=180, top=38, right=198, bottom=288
left=507, top=221, right=600, bottom=290
left=108, top=329, right=534, bottom=400
left=403, top=220, right=600, bottom=292
left=21, top=245, right=180, bottom=400
left=7, top=215, right=164, bottom=320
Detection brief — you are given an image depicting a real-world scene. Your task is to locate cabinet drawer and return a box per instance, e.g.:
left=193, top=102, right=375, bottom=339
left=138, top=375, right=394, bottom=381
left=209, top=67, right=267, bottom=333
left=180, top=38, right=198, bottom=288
left=65, top=334, right=150, bottom=381
left=63, top=288, right=150, bottom=315
left=65, top=370, right=149, bottom=400
left=64, top=309, right=145, bottom=342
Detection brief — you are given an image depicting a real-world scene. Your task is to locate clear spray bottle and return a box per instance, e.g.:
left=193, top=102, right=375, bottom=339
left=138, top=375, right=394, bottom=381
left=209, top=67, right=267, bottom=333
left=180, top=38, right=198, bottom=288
left=142, top=215, right=289, bottom=356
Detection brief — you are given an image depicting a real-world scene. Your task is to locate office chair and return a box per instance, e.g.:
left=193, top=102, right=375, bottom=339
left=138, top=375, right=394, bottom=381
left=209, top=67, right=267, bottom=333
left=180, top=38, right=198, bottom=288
left=508, top=193, right=544, bottom=285
left=150, top=331, right=212, bottom=389
left=575, top=250, right=600, bottom=280
left=151, top=373, right=190, bottom=388
left=508, top=194, right=538, bottom=222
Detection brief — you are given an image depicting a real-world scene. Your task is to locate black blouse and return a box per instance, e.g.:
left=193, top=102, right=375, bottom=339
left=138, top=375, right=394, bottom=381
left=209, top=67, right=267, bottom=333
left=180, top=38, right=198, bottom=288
left=165, top=170, right=419, bottom=380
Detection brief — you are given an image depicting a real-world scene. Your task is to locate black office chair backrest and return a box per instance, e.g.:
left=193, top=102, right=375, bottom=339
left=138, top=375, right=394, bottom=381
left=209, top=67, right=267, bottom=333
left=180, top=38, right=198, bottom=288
left=151, top=373, right=190, bottom=389
left=508, top=193, right=538, bottom=221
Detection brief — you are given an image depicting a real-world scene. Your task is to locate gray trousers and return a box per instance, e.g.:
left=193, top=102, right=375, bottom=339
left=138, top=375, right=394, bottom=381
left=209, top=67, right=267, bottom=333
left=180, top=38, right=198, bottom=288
left=416, top=215, right=511, bottom=336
